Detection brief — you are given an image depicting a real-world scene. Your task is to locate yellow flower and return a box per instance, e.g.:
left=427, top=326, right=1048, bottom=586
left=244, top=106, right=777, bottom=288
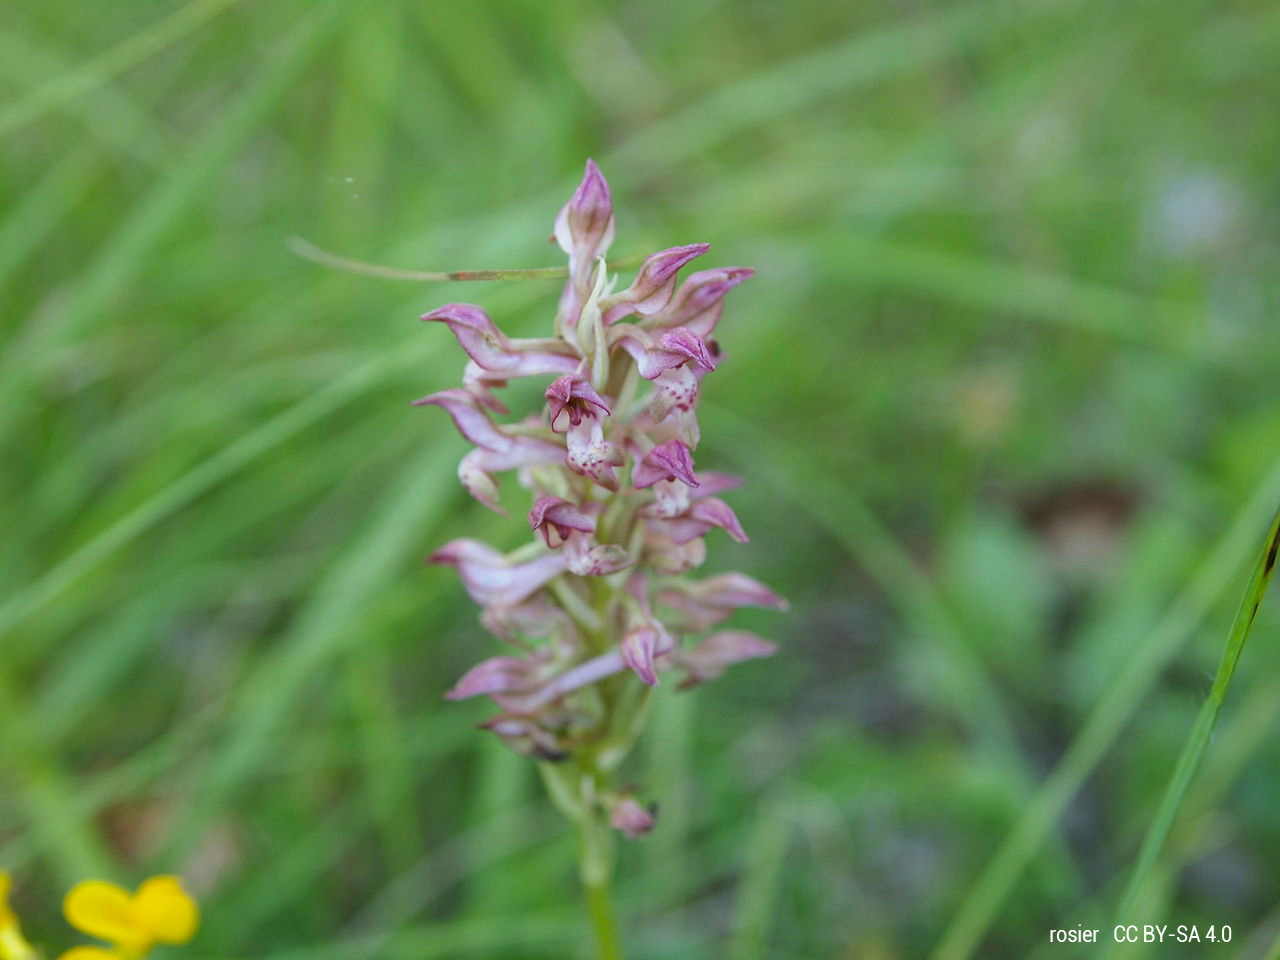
left=0, top=873, right=38, bottom=960
left=59, top=876, right=198, bottom=960
left=0, top=873, right=13, bottom=928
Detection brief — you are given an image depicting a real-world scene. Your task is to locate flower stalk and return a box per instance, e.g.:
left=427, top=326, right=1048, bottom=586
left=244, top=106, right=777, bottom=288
left=421, top=160, right=787, bottom=955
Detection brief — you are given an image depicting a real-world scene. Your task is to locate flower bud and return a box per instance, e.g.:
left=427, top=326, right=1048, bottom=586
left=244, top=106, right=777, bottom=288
left=610, top=795, right=657, bottom=839
left=554, top=159, right=615, bottom=278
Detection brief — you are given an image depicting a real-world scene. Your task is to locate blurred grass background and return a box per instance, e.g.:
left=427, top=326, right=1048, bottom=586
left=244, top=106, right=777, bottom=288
left=2, top=0, right=1280, bottom=957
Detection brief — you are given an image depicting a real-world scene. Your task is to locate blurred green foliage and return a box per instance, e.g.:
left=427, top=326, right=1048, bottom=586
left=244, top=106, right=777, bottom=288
left=2, top=0, right=1279, bottom=957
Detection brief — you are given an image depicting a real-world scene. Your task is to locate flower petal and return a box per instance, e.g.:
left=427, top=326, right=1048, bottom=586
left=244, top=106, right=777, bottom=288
left=545, top=375, right=610, bottom=432
left=655, top=266, right=755, bottom=336
left=690, top=497, right=749, bottom=543
left=459, top=440, right=564, bottom=514
left=676, top=630, right=777, bottom=687
left=600, top=243, right=710, bottom=324
left=657, top=573, right=788, bottom=630
left=429, top=539, right=568, bottom=608
left=423, top=303, right=578, bottom=376
left=565, top=418, right=623, bottom=490
left=529, top=496, right=597, bottom=547
left=420, top=303, right=510, bottom=369
left=133, top=876, right=198, bottom=945
left=654, top=328, right=717, bottom=373
left=462, top=361, right=511, bottom=414
left=649, top=366, right=700, bottom=422
left=480, top=599, right=579, bottom=648
left=554, top=159, right=615, bottom=277
left=413, top=389, right=514, bottom=452
left=633, top=440, right=698, bottom=489
left=621, top=626, right=660, bottom=686
left=63, top=881, right=145, bottom=948
left=445, top=657, right=540, bottom=701
left=521, top=650, right=627, bottom=710
left=564, top=537, right=633, bottom=576
left=479, top=714, right=568, bottom=761
left=614, top=326, right=716, bottom=380
left=645, top=531, right=707, bottom=575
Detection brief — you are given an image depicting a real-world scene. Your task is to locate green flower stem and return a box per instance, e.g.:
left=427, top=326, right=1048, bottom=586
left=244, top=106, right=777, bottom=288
left=578, top=797, right=624, bottom=960
left=535, top=552, right=649, bottom=959
left=583, top=864, right=624, bottom=960
left=539, top=757, right=625, bottom=960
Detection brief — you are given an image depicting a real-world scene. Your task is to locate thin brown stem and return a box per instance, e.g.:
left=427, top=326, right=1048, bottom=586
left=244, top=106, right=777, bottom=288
left=287, top=236, right=568, bottom=281
left=287, top=236, right=647, bottom=283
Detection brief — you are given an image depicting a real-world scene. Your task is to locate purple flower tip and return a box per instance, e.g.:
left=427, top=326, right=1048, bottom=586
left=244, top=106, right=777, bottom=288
left=634, top=440, right=699, bottom=489
left=642, top=243, right=711, bottom=285
left=420, top=302, right=488, bottom=328
left=445, top=656, right=533, bottom=701
left=677, top=630, right=777, bottom=688
left=610, top=795, right=657, bottom=839
left=578, top=158, right=611, bottom=208
left=529, top=495, right=596, bottom=547
left=658, top=328, right=717, bottom=372
left=691, top=267, right=755, bottom=300
left=693, top=498, right=749, bottom=543
left=546, top=375, right=611, bottom=431
left=621, top=626, right=661, bottom=686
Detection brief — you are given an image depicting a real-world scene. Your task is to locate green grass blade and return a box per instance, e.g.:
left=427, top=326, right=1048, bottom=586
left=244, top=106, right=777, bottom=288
left=931, top=459, right=1280, bottom=960
left=6, top=0, right=354, bottom=380
left=0, top=30, right=170, bottom=166
left=0, top=343, right=424, bottom=641
left=701, top=403, right=1091, bottom=908
left=611, top=3, right=1007, bottom=175
left=812, top=234, right=1214, bottom=356
left=0, top=0, right=242, bottom=138
left=155, top=445, right=459, bottom=862
left=0, top=147, right=100, bottom=292
left=1111, top=506, right=1280, bottom=926
left=703, top=404, right=1048, bottom=766
left=0, top=664, right=113, bottom=883
left=728, top=793, right=792, bottom=960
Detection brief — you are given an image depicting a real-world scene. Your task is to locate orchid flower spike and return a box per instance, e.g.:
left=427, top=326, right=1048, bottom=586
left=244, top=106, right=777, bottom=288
left=415, top=160, right=785, bottom=851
